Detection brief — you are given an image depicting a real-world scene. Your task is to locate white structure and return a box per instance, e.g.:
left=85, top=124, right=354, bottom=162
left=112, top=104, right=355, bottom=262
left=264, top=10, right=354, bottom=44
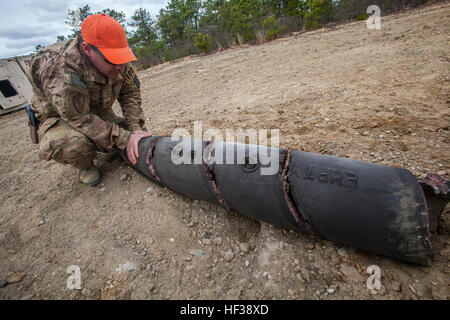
left=0, top=56, right=33, bottom=115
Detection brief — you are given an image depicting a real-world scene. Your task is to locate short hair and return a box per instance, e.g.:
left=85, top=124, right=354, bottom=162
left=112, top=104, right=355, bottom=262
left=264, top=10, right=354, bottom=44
left=78, top=34, right=84, bottom=46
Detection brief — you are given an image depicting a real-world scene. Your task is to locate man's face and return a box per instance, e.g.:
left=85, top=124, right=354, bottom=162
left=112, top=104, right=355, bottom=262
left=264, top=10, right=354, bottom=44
left=81, top=42, right=126, bottom=79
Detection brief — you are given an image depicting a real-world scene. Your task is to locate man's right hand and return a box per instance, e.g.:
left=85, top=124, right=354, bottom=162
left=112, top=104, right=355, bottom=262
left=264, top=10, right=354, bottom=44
left=126, top=130, right=153, bottom=165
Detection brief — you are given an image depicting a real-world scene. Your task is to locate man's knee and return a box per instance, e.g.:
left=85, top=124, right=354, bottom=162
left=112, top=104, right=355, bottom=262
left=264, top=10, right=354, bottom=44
left=39, top=121, right=97, bottom=168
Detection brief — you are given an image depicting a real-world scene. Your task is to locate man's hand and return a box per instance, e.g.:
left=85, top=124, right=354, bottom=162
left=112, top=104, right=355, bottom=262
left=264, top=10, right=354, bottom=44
left=126, top=130, right=153, bottom=165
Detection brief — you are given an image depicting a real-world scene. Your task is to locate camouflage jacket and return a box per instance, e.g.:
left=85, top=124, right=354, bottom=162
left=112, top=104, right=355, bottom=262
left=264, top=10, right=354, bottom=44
left=28, top=36, right=146, bottom=150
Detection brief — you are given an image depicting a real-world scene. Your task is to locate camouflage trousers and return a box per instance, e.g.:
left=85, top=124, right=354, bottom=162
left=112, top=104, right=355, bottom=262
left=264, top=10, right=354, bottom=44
left=38, top=110, right=128, bottom=169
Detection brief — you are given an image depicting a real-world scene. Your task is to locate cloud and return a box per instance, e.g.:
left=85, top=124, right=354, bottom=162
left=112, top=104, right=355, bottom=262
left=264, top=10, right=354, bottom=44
left=2, top=35, right=57, bottom=48
left=0, top=42, right=36, bottom=58
left=27, top=0, right=68, bottom=21
left=28, top=0, right=67, bottom=12
left=0, top=24, right=66, bottom=41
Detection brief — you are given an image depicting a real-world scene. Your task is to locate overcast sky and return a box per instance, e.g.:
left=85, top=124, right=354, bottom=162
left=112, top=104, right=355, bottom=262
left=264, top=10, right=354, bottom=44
left=0, top=0, right=169, bottom=59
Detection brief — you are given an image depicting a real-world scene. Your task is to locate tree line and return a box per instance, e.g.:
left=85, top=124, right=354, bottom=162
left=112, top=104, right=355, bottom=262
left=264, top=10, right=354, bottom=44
left=49, top=0, right=432, bottom=68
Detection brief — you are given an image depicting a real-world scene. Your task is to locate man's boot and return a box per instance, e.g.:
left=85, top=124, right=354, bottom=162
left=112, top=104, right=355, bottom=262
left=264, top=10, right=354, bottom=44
left=79, top=166, right=102, bottom=186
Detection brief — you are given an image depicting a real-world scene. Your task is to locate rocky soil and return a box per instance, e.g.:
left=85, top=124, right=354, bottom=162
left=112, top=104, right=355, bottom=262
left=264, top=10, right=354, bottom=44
left=0, top=3, right=449, bottom=300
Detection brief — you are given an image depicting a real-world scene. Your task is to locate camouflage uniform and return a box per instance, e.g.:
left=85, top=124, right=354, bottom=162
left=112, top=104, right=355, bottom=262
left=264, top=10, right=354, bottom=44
left=28, top=35, right=146, bottom=169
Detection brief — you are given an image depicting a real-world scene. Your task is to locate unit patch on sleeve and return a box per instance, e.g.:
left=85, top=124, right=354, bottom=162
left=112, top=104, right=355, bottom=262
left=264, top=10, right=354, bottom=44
left=73, top=95, right=86, bottom=113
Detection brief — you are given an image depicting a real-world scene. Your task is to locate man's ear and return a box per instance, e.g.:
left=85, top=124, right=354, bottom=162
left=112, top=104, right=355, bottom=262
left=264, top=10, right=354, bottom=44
left=81, top=42, right=92, bottom=56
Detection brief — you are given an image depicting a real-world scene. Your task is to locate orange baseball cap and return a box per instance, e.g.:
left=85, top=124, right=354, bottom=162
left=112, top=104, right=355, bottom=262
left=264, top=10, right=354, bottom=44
left=81, top=13, right=136, bottom=64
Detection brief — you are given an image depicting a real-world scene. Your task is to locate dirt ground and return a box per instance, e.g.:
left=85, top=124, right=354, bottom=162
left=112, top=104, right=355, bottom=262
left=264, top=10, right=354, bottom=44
left=0, top=3, right=449, bottom=300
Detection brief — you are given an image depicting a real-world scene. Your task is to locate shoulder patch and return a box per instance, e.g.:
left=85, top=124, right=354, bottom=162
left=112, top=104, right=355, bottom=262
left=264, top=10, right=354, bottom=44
left=72, top=95, right=86, bottom=113
left=71, top=73, right=88, bottom=90
left=134, top=75, right=140, bottom=88
left=124, top=66, right=135, bottom=84
left=64, top=84, right=89, bottom=119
